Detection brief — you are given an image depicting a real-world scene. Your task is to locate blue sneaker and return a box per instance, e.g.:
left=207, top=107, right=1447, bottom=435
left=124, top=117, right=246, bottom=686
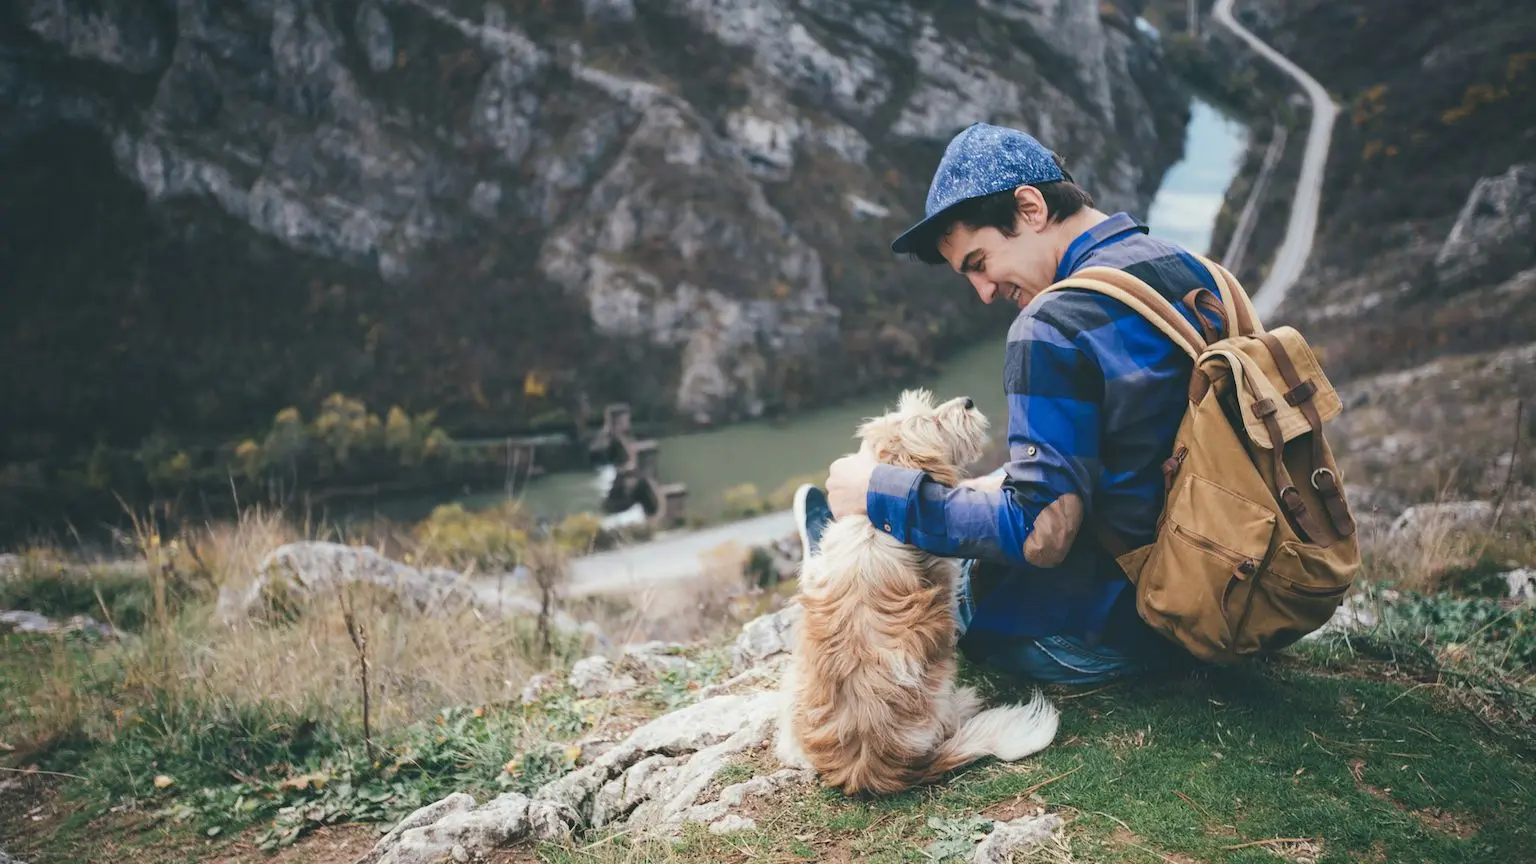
left=792, top=484, right=834, bottom=561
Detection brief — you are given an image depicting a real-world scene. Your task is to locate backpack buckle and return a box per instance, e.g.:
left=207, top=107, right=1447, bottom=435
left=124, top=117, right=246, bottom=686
left=1310, top=467, right=1337, bottom=491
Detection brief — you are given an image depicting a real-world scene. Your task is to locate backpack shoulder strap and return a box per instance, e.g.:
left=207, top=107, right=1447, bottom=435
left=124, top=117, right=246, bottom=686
left=1039, top=266, right=1207, bottom=360
left=1193, top=254, right=1265, bottom=337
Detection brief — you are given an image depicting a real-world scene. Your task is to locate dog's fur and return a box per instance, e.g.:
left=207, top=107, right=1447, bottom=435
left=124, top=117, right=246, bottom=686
left=774, top=389, right=1060, bottom=796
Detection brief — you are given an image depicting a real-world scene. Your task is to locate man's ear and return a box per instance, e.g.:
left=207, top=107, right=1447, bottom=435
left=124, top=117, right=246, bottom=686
left=1012, top=184, right=1049, bottom=233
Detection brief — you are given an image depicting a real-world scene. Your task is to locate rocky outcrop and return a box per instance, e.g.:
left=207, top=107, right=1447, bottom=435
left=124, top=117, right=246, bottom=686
left=363, top=686, right=793, bottom=862
left=1, top=0, right=1187, bottom=485
left=1434, top=164, right=1536, bottom=283
left=219, top=541, right=608, bottom=645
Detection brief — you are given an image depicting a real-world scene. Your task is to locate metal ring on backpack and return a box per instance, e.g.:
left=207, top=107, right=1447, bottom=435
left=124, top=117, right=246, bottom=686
left=1310, top=467, right=1336, bottom=490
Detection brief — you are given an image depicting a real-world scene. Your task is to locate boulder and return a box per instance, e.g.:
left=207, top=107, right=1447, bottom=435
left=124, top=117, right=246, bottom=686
left=217, top=542, right=605, bottom=645
left=363, top=686, right=791, bottom=861
left=569, top=656, right=639, bottom=699
left=1435, top=163, right=1536, bottom=283
left=730, top=603, right=801, bottom=674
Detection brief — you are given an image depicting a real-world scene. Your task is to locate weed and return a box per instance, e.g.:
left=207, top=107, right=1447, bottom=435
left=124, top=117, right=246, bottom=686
left=923, top=814, right=995, bottom=862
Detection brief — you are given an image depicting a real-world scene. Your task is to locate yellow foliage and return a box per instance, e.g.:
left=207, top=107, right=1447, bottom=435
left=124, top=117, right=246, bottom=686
left=721, top=483, right=765, bottom=519
left=1442, top=81, right=1509, bottom=125
left=414, top=501, right=529, bottom=573
left=1509, top=52, right=1536, bottom=83
left=553, top=512, right=603, bottom=555
left=1351, top=84, right=1388, bottom=128
left=523, top=371, right=548, bottom=399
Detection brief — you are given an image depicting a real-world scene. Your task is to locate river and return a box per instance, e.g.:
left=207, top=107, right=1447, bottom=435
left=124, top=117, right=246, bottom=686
left=448, top=97, right=1249, bottom=525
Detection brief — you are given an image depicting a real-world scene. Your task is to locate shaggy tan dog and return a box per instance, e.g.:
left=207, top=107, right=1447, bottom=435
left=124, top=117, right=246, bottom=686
left=774, top=389, right=1059, bottom=796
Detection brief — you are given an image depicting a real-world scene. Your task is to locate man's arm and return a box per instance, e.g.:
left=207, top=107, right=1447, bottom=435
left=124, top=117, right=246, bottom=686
left=861, top=314, right=1103, bottom=567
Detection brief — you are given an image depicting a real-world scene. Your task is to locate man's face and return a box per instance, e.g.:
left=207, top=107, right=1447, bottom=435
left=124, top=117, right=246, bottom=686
left=936, top=187, right=1057, bottom=310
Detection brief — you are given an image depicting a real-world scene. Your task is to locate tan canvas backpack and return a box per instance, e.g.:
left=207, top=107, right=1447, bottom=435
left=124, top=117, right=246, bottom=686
left=1038, top=257, right=1361, bottom=664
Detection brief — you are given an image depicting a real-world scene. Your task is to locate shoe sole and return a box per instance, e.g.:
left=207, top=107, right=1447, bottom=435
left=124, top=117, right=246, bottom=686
left=792, top=483, right=814, bottom=562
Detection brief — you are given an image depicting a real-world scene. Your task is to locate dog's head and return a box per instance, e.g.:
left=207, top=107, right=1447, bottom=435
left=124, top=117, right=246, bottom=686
left=856, top=389, right=990, bottom=487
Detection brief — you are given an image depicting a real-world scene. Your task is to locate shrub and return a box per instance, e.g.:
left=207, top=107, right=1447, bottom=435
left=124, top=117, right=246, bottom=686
left=413, top=501, right=529, bottom=575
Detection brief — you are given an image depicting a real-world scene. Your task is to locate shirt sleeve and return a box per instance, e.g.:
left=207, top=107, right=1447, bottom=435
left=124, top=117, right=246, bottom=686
left=865, top=312, right=1103, bottom=566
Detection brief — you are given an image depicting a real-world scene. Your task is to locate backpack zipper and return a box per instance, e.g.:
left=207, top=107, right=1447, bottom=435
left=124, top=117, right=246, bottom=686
left=1171, top=523, right=1259, bottom=578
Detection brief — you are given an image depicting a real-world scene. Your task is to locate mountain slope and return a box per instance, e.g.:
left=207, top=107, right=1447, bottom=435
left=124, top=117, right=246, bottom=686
left=0, top=0, right=1187, bottom=475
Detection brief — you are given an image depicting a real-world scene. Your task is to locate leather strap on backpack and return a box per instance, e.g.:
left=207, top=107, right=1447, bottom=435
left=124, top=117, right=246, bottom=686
left=1194, top=254, right=1264, bottom=337
left=1254, top=332, right=1357, bottom=539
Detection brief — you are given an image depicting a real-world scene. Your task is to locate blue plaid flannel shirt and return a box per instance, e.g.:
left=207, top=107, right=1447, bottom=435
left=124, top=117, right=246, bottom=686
left=867, top=212, right=1224, bottom=640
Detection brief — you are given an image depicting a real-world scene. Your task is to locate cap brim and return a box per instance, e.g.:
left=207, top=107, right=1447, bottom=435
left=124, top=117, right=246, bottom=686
left=889, top=212, right=940, bottom=257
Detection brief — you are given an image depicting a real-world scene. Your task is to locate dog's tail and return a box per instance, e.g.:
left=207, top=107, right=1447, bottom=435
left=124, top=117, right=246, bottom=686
left=918, top=690, right=1060, bottom=783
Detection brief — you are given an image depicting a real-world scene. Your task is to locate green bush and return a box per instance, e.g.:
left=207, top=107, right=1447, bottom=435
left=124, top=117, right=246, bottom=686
left=413, top=501, right=530, bottom=574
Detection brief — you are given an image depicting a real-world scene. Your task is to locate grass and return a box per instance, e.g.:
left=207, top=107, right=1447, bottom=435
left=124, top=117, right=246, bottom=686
left=535, top=654, right=1534, bottom=864
left=3, top=500, right=1534, bottom=863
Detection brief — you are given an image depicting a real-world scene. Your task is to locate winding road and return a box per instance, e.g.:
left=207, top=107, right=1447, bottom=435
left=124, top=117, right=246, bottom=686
left=523, top=0, right=1339, bottom=599
left=566, top=510, right=794, bottom=596
left=1212, top=0, right=1339, bottom=320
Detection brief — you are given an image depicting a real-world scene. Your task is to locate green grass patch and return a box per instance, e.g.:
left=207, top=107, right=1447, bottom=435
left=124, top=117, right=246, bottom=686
left=543, top=657, right=1535, bottom=864
left=0, top=559, right=156, bottom=631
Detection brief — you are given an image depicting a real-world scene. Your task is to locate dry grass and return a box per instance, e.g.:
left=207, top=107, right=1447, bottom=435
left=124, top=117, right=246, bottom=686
left=1355, top=493, right=1535, bottom=595
left=168, top=589, right=561, bottom=732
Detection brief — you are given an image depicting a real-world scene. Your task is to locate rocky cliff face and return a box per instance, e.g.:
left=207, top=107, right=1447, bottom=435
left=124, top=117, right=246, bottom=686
left=0, top=0, right=1186, bottom=473
left=1207, top=0, right=1536, bottom=510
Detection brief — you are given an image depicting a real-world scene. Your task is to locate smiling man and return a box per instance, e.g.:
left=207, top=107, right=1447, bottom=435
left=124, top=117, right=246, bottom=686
left=794, top=122, right=1225, bottom=684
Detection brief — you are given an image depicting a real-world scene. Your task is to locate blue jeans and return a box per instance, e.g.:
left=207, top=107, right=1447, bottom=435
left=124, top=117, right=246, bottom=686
left=954, top=559, right=1165, bottom=685
left=951, top=468, right=1171, bottom=686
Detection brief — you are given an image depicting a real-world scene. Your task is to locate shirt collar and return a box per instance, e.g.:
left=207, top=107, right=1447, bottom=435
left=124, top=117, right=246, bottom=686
left=1054, top=212, right=1149, bottom=281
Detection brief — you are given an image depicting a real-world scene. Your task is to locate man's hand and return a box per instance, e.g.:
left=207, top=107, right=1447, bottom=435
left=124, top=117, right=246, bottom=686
left=826, top=446, right=879, bottom=518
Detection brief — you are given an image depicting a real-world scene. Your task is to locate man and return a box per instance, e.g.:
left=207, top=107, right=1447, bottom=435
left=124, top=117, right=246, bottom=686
left=794, top=122, right=1222, bottom=685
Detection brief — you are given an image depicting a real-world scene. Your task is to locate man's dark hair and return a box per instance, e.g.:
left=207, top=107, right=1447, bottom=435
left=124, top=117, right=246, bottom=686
left=908, top=155, right=1094, bottom=266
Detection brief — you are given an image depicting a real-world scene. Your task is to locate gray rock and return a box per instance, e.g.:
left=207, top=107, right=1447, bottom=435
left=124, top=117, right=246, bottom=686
left=0, top=610, right=120, bottom=639
left=371, top=792, right=533, bottom=864
left=0, top=848, right=27, bottom=864
left=358, top=793, right=477, bottom=864
left=972, top=813, right=1063, bottom=864
left=1387, top=501, right=1496, bottom=541
left=371, top=687, right=787, bottom=857
left=731, top=604, right=801, bottom=674
left=22, top=0, right=168, bottom=73
left=518, top=673, right=559, bottom=705
left=353, top=3, right=395, bottom=74
left=1505, top=568, right=1535, bottom=603
left=583, top=0, right=636, bottom=24
left=569, top=655, right=639, bottom=698
left=220, top=542, right=605, bottom=646
left=1305, top=588, right=1401, bottom=641
left=1435, top=164, right=1536, bottom=283
left=228, top=542, right=480, bottom=619
left=709, top=813, right=756, bottom=834
left=621, top=641, right=695, bottom=676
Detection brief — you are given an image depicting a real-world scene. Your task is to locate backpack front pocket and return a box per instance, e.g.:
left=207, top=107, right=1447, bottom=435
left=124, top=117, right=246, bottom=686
left=1235, top=540, right=1351, bottom=652
left=1136, top=474, right=1278, bottom=661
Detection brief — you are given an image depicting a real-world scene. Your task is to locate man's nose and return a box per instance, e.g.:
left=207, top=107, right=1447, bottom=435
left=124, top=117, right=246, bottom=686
left=969, top=275, right=996, bottom=303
